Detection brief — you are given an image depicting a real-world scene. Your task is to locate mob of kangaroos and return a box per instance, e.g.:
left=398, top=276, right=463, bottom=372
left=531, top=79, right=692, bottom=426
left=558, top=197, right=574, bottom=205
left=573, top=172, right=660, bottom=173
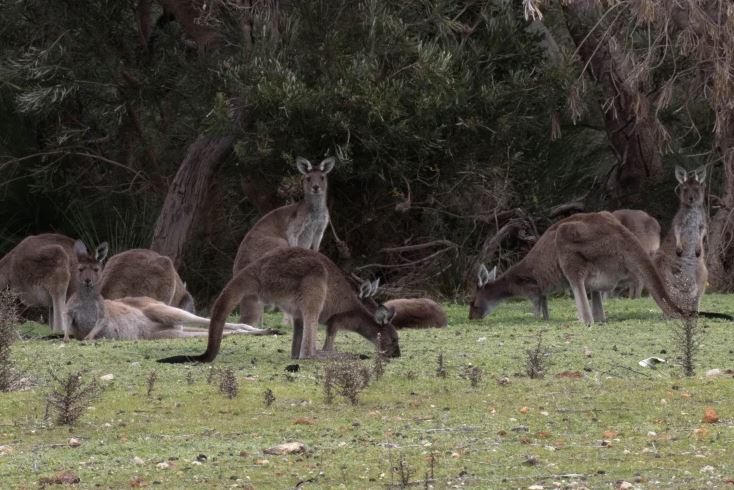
left=66, top=241, right=277, bottom=341
left=233, top=156, right=335, bottom=325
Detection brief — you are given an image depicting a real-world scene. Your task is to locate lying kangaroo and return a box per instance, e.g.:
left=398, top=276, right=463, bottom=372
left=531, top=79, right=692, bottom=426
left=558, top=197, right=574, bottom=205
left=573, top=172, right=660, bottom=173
left=0, top=233, right=78, bottom=339
left=233, top=156, right=335, bottom=325
left=66, top=241, right=275, bottom=340
left=100, top=248, right=195, bottom=312
left=654, top=166, right=708, bottom=312
left=158, top=247, right=401, bottom=363
left=355, top=279, right=448, bottom=329
left=470, top=211, right=684, bottom=326
left=611, top=209, right=661, bottom=298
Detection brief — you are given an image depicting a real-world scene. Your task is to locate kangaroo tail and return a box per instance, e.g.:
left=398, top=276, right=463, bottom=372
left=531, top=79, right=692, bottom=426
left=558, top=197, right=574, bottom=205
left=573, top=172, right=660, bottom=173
left=157, top=270, right=253, bottom=364
left=698, top=310, right=734, bottom=321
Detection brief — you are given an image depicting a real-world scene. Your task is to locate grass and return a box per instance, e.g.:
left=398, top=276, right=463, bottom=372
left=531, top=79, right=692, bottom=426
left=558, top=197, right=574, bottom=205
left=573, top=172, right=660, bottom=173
left=1, top=295, right=733, bottom=489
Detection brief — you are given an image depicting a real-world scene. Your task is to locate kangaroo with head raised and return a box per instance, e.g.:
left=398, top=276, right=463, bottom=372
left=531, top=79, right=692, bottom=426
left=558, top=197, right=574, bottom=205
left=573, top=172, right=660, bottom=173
left=233, top=156, right=335, bottom=325
left=0, top=233, right=78, bottom=339
left=100, top=248, right=195, bottom=313
left=611, top=209, right=661, bottom=298
left=654, top=166, right=708, bottom=312
left=66, top=241, right=275, bottom=341
left=469, top=211, right=685, bottom=326
left=158, top=247, right=401, bottom=363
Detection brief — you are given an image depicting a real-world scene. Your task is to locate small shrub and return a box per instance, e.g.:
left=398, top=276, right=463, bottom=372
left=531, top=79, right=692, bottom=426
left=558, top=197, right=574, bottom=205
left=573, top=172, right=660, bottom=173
left=185, top=371, right=195, bottom=385
left=146, top=371, right=157, bottom=398
left=526, top=330, right=548, bottom=379
left=323, top=360, right=371, bottom=405
left=219, top=368, right=238, bottom=399
left=263, top=388, right=275, bottom=407
left=674, top=315, right=701, bottom=377
left=436, top=352, right=447, bottom=379
left=46, top=370, right=101, bottom=425
left=0, top=289, right=21, bottom=392
left=206, top=367, right=217, bottom=384
left=468, top=366, right=482, bottom=387
left=373, top=334, right=385, bottom=380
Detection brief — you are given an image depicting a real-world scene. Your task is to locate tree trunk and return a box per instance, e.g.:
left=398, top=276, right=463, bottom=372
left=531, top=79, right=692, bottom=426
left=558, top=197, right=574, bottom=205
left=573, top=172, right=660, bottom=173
left=150, top=134, right=235, bottom=267
left=563, top=0, right=664, bottom=207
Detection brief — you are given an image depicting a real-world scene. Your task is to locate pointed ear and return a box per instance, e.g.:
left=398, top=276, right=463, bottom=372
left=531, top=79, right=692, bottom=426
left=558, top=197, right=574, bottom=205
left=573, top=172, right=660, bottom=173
left=674, top=166, right=687, bottom=184
left=318, top=157, right=335, bottom=174
left=369, top=278, right=381, bottom=297
left=694, top=166, right=707, bottom=183
left=296, top=157, right=312, bottom=175
left=95, top=242, right=109, bottom=262
left=73, top=240, right=88, bottom=259
left=478, top=264, right=496, bottom=288
left=374, top=304, right=396, bottom=325
left=358, top=280, right=371, bottom=298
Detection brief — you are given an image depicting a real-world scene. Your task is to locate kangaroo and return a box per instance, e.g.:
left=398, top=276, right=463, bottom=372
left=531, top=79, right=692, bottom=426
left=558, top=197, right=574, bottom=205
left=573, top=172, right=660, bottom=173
left=611, top=209, right=661, bottom=298
left=66, top=241, right=276, bottom=341
left=157, top=247, right=401, bottom=363
left=654, top=166, right=708, bottom=312
left=233, top=156, right=335, bottom=325
left=0, top=233, right=78, bottom=339
left=469, top=211, right=685, bottom=326
left=99, top=248, right=195, bottom=313
left=353, top=279, right=448, bottom=329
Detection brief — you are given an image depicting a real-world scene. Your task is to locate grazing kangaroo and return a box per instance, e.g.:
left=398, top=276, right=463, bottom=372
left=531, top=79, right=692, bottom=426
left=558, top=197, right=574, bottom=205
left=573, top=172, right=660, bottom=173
left=0, top=233, right=78, bottom=339
left=469, top=211, right=685, bottom=326
left=611, top=209, right=661, bottom=298
left=158, top=247, right=401, bottom=363
left=654, top=166, right=708, bottom=312
left=66, top=241, right=275, bottom=341
left=233, top=156, right=335, bottom=325
left=100, top=248, right=195, bottom=312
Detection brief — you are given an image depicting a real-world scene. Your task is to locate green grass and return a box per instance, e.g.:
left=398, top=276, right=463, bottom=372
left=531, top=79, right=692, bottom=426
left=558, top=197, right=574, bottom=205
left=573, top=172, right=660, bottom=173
left=1, top=295, right=734, bottom=489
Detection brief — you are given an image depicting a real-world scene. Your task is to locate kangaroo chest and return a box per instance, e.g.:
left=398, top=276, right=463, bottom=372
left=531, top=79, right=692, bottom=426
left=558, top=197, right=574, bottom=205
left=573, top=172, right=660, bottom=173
left=69, top=300, right=104, bottom=338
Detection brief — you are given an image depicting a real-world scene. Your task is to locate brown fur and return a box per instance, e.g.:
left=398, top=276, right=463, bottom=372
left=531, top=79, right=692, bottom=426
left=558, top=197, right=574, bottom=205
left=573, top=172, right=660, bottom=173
left=470, top=211, right=685, bottom=325
left=383, top=298, right=448, bottom=329
left=99, top=248, right=195, bottom=312
left=158, top=247, right=401, bottom=363
left=654, top=166, right=708, bottom=312
left=611, top=209, right=661, bottom=298
left=0, top=233, right=78, bottom=338
left=233, top=157, right=334, bottom=324
left=66, top=241, right=275, bottom=341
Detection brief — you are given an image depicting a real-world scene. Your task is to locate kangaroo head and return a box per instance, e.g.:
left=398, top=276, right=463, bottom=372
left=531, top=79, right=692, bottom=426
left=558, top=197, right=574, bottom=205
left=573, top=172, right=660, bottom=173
left=373, top=304, right=400, bottom=358
left=675, top=165, right=706, bottom=207
left=296, top=156, right=335, bottom=196
left=73, top=240, right=109, bottom=290
left=469, top=264, right=508, bottom=319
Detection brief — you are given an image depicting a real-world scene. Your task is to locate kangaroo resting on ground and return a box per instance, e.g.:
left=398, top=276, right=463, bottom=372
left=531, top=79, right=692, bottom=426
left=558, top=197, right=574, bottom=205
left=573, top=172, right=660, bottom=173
left=100, top=248, right=195, bottom=312
left=611, top=209, right=661, bottom=298
left=158, top=247, right=401, bottom=363
left=469, top=211, right=686, bottom=326
left=233, top=156, right=335, bottom=325
left=0, top=233, right=78, bottom=339
left=66, top=241, right=276, bottom=340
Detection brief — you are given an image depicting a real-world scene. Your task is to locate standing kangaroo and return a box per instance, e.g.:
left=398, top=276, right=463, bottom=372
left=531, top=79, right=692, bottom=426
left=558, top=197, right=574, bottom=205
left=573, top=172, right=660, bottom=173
left=611, top=209, right=661, bottom=298
left=66, top=241, right=275, bottom=341
left=233, top=156, right=335, bottom=325
left=654, top=166, right=708, bottom=312
left=158, top=247, right=401, bottom=363
left=0, top=233, right=78, bottom=339
left=469, top=211, right=685, bottom=326
left=100, top=248, right=195, bottom=313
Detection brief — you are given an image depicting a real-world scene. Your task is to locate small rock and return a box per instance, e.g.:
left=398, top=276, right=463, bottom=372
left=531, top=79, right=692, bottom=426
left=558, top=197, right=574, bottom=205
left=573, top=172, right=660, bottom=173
left=701, top=465, right=715, bottom=473
left=255, top=459, right=269, bottom=466
left=68, top=437, right=81, bottom=447
left=196, top=454, right=207, bottom=462
left=38, top=471, right=80, bottom=486
left=582, top=346, right=592, bottom=358
left=156, top=462, right=170, bottom=469
left=0, top=445, right=13, bottom=456
left=133, top=456, right=145, bottom=465
left=706, top=368, right=722, bottom=378
left=647, top=431, right=657, bottom=437
left=618, top=482, right=633, bottom=490
left=497, top=376, right=510, bottom=386
left=528, top=485, right=544, bottom=490
left=263, top=442, right=306, bottom=455
left=477, top=337, right=486, bottom=343
left=100, top=374, right=115, bottom=381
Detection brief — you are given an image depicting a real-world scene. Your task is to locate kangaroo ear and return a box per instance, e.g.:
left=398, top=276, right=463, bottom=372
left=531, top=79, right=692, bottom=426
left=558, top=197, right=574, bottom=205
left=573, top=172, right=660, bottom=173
left=319, top=157, right=335, bottom=174
left=95, top=242, right=109, bottom=262
left=296, top=157, right=312, bottom=175
left=674, top=166, right=688, bottom=184
left=358, top=280, right=371, bottom=298
left=73, top=240, right=89, bottom=259
left=478, top=264, right=496, bottom=287
left=694, top=165, right=707, bottom=183
left=369, top=278, right=381, bottom=297
left=374, top=304, right=396, bottom=325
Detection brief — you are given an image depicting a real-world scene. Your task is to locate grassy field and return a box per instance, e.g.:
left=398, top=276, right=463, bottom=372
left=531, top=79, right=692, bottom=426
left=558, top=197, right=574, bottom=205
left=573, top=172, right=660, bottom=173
left=1, top=295, right=733, bottom=489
